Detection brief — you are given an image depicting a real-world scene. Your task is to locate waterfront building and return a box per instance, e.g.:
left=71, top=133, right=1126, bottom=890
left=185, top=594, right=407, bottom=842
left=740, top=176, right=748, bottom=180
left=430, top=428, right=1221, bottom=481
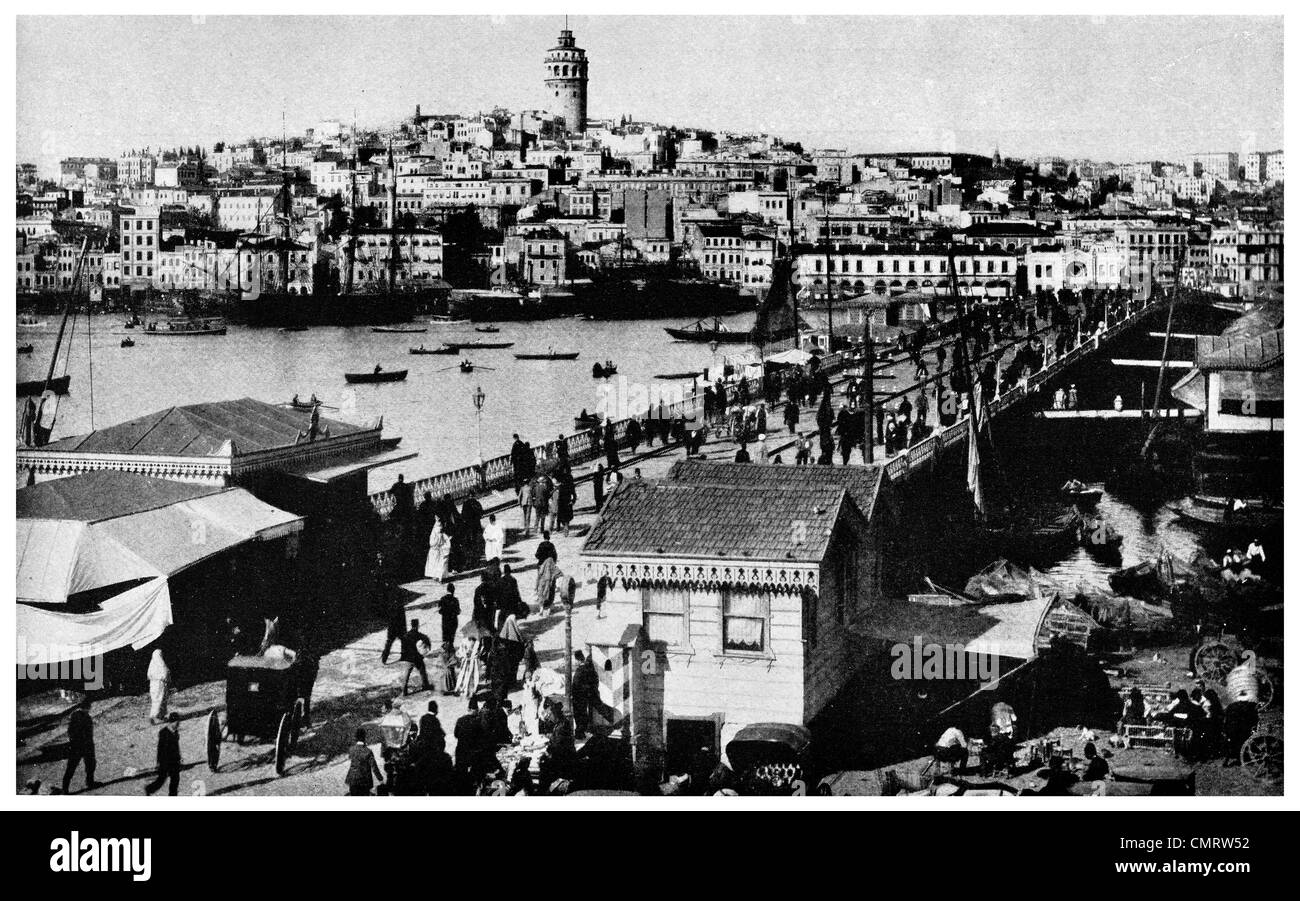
left=119, top=207, right=160, bottom=288
left=794, top=241, right=1017, bottom=299
left=343, top=226, right=444, bottom=287
left=580, top=461, right=895, bottom=779
left=1209, top=222, right=1284, bottom=299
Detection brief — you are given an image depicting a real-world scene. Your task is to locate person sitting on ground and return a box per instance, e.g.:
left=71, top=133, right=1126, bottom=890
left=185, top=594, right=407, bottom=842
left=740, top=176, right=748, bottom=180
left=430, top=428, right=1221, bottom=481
left=1081, top=741, right=1109, bottom=781
left=933, top=726, right=969, bottom=773
left=1121, top=686, right=1149, bottom=727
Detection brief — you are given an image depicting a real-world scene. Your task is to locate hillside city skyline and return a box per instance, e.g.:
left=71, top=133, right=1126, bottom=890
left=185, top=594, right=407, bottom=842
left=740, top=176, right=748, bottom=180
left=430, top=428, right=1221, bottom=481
left=17, top=14, right=1284, bottom=171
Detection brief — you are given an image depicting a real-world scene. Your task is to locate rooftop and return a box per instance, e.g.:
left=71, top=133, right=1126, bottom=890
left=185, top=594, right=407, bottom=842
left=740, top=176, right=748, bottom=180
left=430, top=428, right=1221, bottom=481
left=17, top=470, right=224, bottom=523
left=40, top=398, right=370, bottom=458
left=581, top=478, right=857, bottom=564
left=668, top=459, right=888, bottom=521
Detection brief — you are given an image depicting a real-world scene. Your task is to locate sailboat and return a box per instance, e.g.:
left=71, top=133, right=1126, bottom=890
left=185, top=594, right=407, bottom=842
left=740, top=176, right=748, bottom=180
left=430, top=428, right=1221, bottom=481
left=18, top=239, right=88, bottom=443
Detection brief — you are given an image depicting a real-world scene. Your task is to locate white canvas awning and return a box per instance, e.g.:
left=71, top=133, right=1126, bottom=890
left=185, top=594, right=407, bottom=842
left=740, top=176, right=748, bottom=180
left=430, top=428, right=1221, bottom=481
left=17, top=477, right=303, bottom=659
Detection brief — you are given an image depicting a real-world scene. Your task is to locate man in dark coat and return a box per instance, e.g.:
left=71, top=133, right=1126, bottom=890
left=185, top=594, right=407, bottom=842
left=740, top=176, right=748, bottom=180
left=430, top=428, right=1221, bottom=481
left=592, top=463, right=606, bottom=511
left=62, top=697, right=97, bottom=794
left=436, top=585, right=460, bottom=652
left=345, top=728, right=383, bottom=796
left=453, top=698, right=483, bottom=784
left=572, top=651, right=600, bottom=737
left=604, top=420, right=620, bottom=468
left=143, top=714, right=181, bottom=796
left=509, top=434, right=529, bottom=490
left=399, top=619, right=432, bottom=695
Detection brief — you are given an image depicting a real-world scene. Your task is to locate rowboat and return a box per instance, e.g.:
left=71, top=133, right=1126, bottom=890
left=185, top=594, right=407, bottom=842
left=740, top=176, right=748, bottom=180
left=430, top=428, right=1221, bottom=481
left=17, top=374, right=71, bottom=397
left=655, top=370, right=704, bottom=380
left=425, top=316, right=471, bottom=326
left=514, top=351, right=580, bottom=361
left=574, top=413, right=604, bottom=431
left=371, top=326, right=426, bottom=334
left=592, top=362, right=618, bottom=378
left=1170, top=496, right=1282, bottom=531
left=142, top=316, right=227, bottom=336
left=287, top=397, right=326, bottom=410
left=444, top=340, right=515, bottom=350
left=17, top=344, right=33, bottom=354
left=344, top=368, right=408, bottom=384
left=409, top=345, right=459, bottom=355
left=17, top=316, right=47, bottom=329
left=475, top=325, right=501, bottom=333
left=279, top=325, right=310, bottom=332
left=120, top=338, right=135, bottom=348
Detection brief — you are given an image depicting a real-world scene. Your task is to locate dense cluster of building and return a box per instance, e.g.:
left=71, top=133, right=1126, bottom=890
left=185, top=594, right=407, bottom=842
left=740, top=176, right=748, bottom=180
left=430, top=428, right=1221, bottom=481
left=16, top=25, right=1284, bottom=308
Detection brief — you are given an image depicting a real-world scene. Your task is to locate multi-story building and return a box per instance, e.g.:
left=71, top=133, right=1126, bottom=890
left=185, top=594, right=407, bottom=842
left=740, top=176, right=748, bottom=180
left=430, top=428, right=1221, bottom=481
left=1183, top=152, right=1239, bottom=182
left=689, top=222, right=745, bottom=284
left=1209, top=222, right=1284, bottom=299
left=503, top=228, right=567, bottom=286
left=625, top=189, right=672, bottom=240
left=213, top=187, right=283, bottom=234
left=154, top=159, right=202, bottom=188
left=1023, top=241, right=1127, bottom=294
left=343, top=227, right=444, bottom=288
left=119, top=208, right=160, bottom=287
left=117, top=151, right=157, bottom=186
left=794, top=242, right=1017, bottom=299
left=1113, top=221, right=1190, bottom=297
left=741, top=229, right=777, bottom=295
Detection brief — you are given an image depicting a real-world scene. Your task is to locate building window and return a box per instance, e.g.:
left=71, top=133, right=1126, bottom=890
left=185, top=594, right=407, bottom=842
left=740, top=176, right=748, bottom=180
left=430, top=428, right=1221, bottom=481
left=721, top=589, right=769, bottom=654
left=643, top=587, right=689, bottom=648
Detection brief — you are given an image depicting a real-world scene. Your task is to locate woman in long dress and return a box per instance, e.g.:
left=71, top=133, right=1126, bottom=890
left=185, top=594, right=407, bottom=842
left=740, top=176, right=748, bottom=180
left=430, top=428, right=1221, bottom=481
left=425, top=516, right=450, bottom=582
left=483, top=514, right=505, bottom=562
left=147, top=649, right=171, bottom=723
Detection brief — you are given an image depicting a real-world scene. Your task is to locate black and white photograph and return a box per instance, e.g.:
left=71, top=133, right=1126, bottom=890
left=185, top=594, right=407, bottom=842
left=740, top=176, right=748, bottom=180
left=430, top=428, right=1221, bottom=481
left=8, top=5, right=1291, bottom=824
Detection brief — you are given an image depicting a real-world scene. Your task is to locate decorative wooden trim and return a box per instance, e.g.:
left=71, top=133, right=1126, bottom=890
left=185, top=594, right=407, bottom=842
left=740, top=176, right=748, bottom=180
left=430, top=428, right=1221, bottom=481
left=582, top=557, right=818, bottom=595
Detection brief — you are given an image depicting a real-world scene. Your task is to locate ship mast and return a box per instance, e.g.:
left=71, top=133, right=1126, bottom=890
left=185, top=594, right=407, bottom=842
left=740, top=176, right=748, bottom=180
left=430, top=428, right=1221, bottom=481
left=279, top=112, right=291, bottom=291
left=344, top=132, right=357, bottom=296
left=386, top=141, right=400, bottom=290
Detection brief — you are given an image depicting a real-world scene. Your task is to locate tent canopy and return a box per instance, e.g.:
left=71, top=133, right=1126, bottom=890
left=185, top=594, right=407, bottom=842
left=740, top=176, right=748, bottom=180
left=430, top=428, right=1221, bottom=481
left=16, top=473, right=303, bottom=661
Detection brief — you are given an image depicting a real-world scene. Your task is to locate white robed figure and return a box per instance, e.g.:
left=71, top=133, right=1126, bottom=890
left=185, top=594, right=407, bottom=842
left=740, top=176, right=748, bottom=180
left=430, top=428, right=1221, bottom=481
left=147, top=649, right=171, bottom=723
left=483, top=514, right=505, bottom=562
left=425, top=518, right=450, bottom=582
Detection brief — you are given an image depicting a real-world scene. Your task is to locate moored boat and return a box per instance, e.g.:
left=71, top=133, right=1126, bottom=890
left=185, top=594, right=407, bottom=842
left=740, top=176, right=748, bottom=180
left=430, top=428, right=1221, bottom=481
left=475, top=325, right=501, bottom=333
left=665, top=316, right=755, bottom=344
left=514, top=350, right=580, bottom=361
left=120, top=338, right=135, bottom=348
left=142, top=316, right=227, bottom=336
left=17, top=344, right=33, bottom=354
left=409, top=345, right=459, bottom=355
left=371, top=325, right=427, bottom=334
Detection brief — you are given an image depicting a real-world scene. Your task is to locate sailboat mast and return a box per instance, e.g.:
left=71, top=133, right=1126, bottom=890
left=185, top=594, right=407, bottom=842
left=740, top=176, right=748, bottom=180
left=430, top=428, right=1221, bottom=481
left=45, top=238, right=89, bottom=390
left=386, top=141, right=399, bottom=289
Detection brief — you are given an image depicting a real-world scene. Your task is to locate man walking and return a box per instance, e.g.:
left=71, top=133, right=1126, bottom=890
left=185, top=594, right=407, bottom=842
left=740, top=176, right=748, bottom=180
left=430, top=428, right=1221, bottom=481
left=62, top=697, right=97, bottom=794
left=436, top=585, right=460, bottom=654
left=399, top=619, right=433, bottom=696
left=345, top=728, right=383, bottom=796
left=143, top=713, right=181, bottom=796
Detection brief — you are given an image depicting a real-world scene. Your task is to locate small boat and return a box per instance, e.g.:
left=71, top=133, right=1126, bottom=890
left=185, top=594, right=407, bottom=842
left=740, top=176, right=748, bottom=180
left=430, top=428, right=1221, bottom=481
left=655, top=370, right=704, bottom=380
left=17, top=316, right=47, bottom=329
left=279, top=325, right=310, bottom=332
left=592, top=362, right=618, bottom=378
left=425, top=316, right=471, bottom=326
left=409, top=345, right=460, bottom=355
left=17, top=344, right=33, bottom=355
left=444, top=340, right=515, bottom=350
left=574, top=412, right=604, bottom=431
left=143, top=316, right=227, bottom=336
left=370, top=325, right=427, bottom=334
left=1170, top=496, right=1282, bottom=531
left=287, top=396, right=326, bottom=410
left=664, top=316, right=765, bottom=344
left=17, top=374, right=71, bottom=397
left=475, top=325, right=501, bottom=333
left=1060, top=480, right=1105, bottom=505
left=344, top=368, right=408, bottom=384
left=514, top=350, right=580, bottom=361
left=459, top=360, right=475, bottom=373
left=120, top=338, right=135, bottom=348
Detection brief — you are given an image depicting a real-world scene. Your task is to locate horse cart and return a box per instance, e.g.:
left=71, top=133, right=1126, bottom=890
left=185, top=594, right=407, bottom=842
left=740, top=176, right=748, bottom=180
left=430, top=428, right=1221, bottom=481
left=206, top=653, right=319, bottom=777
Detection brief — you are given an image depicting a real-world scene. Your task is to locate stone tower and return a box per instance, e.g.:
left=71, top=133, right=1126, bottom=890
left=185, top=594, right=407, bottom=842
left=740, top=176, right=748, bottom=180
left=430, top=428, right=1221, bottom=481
left=544, top=26, right=588, bottom=135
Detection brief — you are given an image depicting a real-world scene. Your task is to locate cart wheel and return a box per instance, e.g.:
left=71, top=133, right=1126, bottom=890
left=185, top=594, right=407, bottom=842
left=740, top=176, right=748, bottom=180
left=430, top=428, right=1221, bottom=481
left=290, top=699, right=305, bottom=753
left=1194, top=641, right=1236, bottom=684
left=1256, top=671, right=1274, bottom=710
left=1240, top=731, right=1283, bottom=780
left=274, top=712, right=292, bottom=777
left=206, top=711, right=222, bottom=773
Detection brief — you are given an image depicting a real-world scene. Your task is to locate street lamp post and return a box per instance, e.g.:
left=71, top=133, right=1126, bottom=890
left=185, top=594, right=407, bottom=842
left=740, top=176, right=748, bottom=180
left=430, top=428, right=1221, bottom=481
left=473, top=385, right=487, bottom=487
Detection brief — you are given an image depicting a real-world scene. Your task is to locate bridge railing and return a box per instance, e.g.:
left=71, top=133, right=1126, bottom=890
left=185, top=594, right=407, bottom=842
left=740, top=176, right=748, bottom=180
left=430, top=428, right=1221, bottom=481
left=369, top=346, right=858, bottom=518
left=880, top=293, right=1161, bottom=484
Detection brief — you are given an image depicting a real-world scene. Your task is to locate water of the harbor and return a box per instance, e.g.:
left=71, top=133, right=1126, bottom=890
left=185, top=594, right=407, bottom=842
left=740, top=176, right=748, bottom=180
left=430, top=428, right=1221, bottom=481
left=16, top=312, right=754, bottom=492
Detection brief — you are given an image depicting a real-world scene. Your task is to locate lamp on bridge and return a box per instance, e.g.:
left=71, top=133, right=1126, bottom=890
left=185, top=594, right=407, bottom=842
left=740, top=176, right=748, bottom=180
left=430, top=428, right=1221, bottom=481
left=472, top=384, right=487, bottom=468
